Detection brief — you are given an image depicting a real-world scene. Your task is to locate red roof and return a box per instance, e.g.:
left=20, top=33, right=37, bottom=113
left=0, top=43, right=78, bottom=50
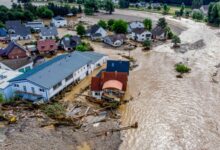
left=37, top=40, right=57, bottom=52
left=102, top=80, right=123, bottom=90
left=91, top=72, right=128, bottom=91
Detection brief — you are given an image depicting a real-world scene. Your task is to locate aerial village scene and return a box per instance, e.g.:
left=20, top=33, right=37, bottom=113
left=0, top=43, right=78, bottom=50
left=0, top=0, right=220, bottom=149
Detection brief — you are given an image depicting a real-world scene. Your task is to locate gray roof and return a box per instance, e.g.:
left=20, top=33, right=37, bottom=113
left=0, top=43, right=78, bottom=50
left=61, top=35, right=81, bottom=49
left=151, top=26, right=165, bottom=36
left=0, top=57, right=33, bottom=70
left=105, top=34, right=126, bottom=42
left=53, top=16, right=66, bottom=21
left=86, top=25, right=101, bottom=35
left=6, top=20, right=31, bottom=37
left=40, top=27, right=58, bottom=37
left=132, top=28, right=147, bottom=34
left=10, top=51, right=106, bottom=89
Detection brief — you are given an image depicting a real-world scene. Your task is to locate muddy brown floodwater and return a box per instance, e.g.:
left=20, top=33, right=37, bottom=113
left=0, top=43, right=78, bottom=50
left=88, top=10, right=220, bottom=150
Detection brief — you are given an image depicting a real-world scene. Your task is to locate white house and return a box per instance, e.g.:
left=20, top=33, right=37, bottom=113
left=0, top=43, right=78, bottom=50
left=0, top=57, right=34, bottom=73
left=52, top=16, right=67, bottom=28
left=9, top=51, right=108, bottom=102
left=128, top=21, right=145, bottom=33
left=86, top=25, right=107, bottom=41
left=0, top=69, right=21, bottom=100
left=129, top=28, right=152, bottom=42
left=103, top=34, right=126, bottom=47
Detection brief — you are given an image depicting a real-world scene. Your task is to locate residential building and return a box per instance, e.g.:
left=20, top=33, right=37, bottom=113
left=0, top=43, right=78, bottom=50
left=151, top=26, right=166, bottom=40
left=91, top=72, right=128, bottom=100
left=0, top=28, right=8, bottom=41
left=0, top=69, right=21, bottom=100
left=52, top=16, right=67, bottom=28
left=200, top=5, right=209, bottom=15
left=39, top=27, right=58, bottom=40
left=0, top=41, right=29, bottom=59
left=0, top=57, right=34, bottom=73
left=86, top=25, right=107, bottom=41
left=60, top=35, right=81, bottom=51
left=103, top=34, right=126, bottom=47
left=37, top=39, right=57, bottom=55
left=9, top=51, right=107, bottom=101
left=127, top=21, right=145, bottom=33
left=129, top=28, right=152, bottom=42
left=6, top=20, right=31, bottom=41
left=25, top=21, right=44, bottom=31
left=106, top=60, right=130, bottom=74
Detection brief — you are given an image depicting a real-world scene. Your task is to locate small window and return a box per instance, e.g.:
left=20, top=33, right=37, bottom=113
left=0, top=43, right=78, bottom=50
left=53, top=81, right=62, bottom=90
left=65, top=74, right=73, bottom=81
left=39, top=88, right=45, bottom=92
left=31, top=87, right=35, bottom=94
left=14, top=84, right=19, bottom=87
left=23, top=86, right=27, bottom=92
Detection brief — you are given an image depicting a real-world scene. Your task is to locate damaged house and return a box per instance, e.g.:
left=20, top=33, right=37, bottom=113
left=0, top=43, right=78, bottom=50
left=91, top=60, right=130, bottom=100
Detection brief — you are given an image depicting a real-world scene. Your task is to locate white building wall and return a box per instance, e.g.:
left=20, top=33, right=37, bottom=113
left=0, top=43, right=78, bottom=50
left=52, top=19, right=67, bottom=28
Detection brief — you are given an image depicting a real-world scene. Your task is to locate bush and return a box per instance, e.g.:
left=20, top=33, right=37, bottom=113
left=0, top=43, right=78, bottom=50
left=192, top=10, right=204, bottom=21
left=98, top=20, right=107, bottom=29
left=43, top=103, right=66, bottom=119
left=175, top=64, right=191, bottom=73
left=76, top=42, right=93, bottom=52
left=0, top=94, right=4, bottom=103
left=107, top=19, right=115, bottom=30
left=143, top=39, right=152, bottom=50
left=76, top=24, right=86, bottom=36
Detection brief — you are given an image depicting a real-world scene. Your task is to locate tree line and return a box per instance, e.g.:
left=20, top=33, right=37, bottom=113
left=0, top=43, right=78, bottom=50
left=0, top=2, right=81, bottom=25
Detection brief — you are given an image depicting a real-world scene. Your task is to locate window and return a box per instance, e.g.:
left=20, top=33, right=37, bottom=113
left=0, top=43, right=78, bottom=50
left=31, top=87, right=35, bottom=94
left=39, top=88, right=45, bottom=92
left=53, top=81, right=62, bottom=90
left=23, top=86, right=27, bottom=92
left=95, top=92, right=100, bottom=96
left=14, top=84, right=19, bottom=87
left=65, top=74, right=73, bottom=81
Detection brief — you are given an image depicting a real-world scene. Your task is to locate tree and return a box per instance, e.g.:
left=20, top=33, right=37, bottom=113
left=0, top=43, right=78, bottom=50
left=107, top=19, right=115, bottom=30
left=119, top=0, right=129, bottom=9
left=104, top=0, right=115, bottom=14
left=0, top=22, right=5, bottom=28
left=172, top=35, right=181, bottom=47
left=157, top=18, right=167, bottom=29
left=76, top=24, right=86, bottom=36
left=143, top=18, right=152, bottom=30
left=23, top=10, right=34, bottom=21
left=98, top=20, right=107, bottom=29
left=143, top=39, right=152, bottom=50
left=0, top=94, right=4, bottom=103
left=180, top=3, right=185, bottom=16
left=78, top=5, right=82, bottom=13
left=37, top=6, right=53, bottom=19
left=84, top=0, right=99, bottom=15
left=208, top=2, right=220, bottom=26
left=192, top=10, right=204, bottom=20
left=163, top=4, right=170, bottom=15
left=192, top=0, right=203, bottom=9
left=112, top=20, right=128, bottom=34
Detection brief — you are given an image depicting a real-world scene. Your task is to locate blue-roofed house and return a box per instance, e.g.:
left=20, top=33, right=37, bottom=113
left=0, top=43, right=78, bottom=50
left=9, top=51, right=108, bottom=101
left=106, top=60, right=130, bottom=74
left=0, top=28, right=8, bottom=41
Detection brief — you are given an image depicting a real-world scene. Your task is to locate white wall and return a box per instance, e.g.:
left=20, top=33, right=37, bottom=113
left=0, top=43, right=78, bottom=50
left=52, top=19, right=67, bottom=28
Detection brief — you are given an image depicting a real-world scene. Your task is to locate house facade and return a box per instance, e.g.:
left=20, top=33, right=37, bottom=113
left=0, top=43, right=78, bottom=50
left=52, top=16, right=67, bottom=28
left=0, top=57, right=34, bottom=73
left=0, top=69, right=21, bottom=100
left=0, top=41, right=29, bottom=59
left=91, top=72, right=128, bottom=100
left=129, top=28, right=152, bottom=42
left=9, top=51, right=107, bottom=101
left=86, top=25, right=107, bottom=41
left=103, top=34, right=126, bottom=47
